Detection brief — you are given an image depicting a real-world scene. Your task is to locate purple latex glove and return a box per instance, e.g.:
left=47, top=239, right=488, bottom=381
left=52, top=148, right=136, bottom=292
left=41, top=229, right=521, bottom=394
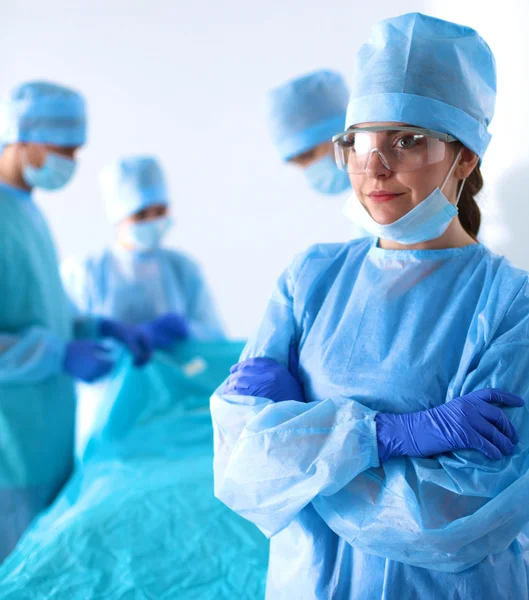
left=99, top=318, right=152, bottom=367
left=224, top=346, right=304, bottom=403
left=376, top=388, right=524, bottom=462
left=138, top=313, right=189, bottom=350
left=64, top=340, right=115, bottom=383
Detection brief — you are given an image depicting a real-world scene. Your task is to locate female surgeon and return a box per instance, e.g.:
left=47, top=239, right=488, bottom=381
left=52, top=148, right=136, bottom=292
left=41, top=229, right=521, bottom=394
left=211, top=13, right=529, bottom=600
left=266, top=69, right=351, bottom=196
left=62, top=155, right=225, bottom=455
left=63, top=156, right=224, bottom=341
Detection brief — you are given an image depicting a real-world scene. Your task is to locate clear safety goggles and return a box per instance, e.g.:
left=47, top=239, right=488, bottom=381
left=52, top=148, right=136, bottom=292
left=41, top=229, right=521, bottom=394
left=332, top=126, right=458, bottom=174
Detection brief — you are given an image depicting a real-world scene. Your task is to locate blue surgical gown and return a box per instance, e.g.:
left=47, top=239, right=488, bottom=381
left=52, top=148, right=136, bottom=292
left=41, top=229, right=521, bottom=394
left=62, top=245, right=225, bottom=457
left=0, top=182, right=77, bottom=561
left=211, top=237, right=529, bottom=600
left=62, top=246, right=224, bottom=337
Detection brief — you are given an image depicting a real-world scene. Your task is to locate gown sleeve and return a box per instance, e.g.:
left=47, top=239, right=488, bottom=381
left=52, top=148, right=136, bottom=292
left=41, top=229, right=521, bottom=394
left=210, top=251, right=379, bottom=537
left=0, top=229, right=69, bottom=383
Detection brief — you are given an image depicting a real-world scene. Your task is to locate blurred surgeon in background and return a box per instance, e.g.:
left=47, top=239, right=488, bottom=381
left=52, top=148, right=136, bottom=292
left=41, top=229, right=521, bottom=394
left=266, top=69, right=352, bottom=197
left=62, top=155, right=225, bottom=455
left=0, top=81, right=151, bottom=561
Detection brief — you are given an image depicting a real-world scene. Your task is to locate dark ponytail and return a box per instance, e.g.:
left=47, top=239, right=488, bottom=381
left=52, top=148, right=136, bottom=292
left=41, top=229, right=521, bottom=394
left=454, top=143, right=483, bottom=240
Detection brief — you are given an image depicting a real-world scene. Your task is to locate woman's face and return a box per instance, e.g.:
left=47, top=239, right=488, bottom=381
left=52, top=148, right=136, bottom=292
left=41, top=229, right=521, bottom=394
left=349, top=122, right=468, bottom=225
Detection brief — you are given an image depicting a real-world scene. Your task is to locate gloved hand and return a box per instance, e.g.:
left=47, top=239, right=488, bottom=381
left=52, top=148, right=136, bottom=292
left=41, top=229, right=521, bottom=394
left=224, top=346, right=304, bottom=403
left=64, top=340, right=115, bottom=383
left=376, top=389, right=524, bottom=462
left=138, top=313, right=189, bottom=349
left=99, top=318, right=152, bottom=367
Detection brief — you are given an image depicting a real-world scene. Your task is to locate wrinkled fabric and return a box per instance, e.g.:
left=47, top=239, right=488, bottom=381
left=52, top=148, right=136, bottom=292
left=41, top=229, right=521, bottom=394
left=0, top=81, right=86, bottom=147
left=266, top=69, right=349, bottom=161
left=0, top=341, right=268, bottom=599
left=346, top=13, right=496, bottom=158
left=100, top=155, right=169, bottom=224
left=0, top=182, right=76, bottom=561
left=62, top=246, right=224, bottom=340
left=62, top=245, right=225, bottom=457
left=211, top=237, right=529, bottom=599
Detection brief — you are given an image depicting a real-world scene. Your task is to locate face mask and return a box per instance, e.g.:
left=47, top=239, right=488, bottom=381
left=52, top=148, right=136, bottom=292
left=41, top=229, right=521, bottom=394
left=22, top=152, right=77, bottom=191
left=342, top=152, right=464, bottom=245
left=123, top=217, right=173, bottom=251
left=304, top=155, right=351, bottom=195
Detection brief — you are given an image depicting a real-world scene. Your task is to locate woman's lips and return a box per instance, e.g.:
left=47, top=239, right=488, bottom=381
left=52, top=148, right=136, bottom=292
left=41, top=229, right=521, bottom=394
left=367, top=192, right=404, bottom=204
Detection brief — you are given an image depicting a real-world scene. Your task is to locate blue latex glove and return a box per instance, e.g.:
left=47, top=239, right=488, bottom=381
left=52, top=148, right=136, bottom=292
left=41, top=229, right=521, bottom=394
left=224, top=347, right=304, bottom=403
left=64, top=340, right=115, bottom=383
left=376, top=389, right=524, bottom=462
left=138, top=313, right=189, bottom=350
left=99, top=318, right=152, bottom=367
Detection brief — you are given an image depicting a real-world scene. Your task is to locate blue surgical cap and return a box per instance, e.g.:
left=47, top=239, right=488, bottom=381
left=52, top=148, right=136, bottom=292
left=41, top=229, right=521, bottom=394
left=266, top=69, right=349, bottom=161
left=101, top=156, right=170, bottom=224
left=0, top=80, right=87, bottom=147
left=346, top=13, right=496, bottom=158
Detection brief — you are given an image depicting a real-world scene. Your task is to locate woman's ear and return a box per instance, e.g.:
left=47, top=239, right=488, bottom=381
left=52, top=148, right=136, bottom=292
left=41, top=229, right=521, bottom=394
left=456, top=147, right=479, bottom=180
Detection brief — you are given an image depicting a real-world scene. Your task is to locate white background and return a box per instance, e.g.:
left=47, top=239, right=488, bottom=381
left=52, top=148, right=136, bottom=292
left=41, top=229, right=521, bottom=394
left=0, top=1, right=527, bottom=338
left=431, top=0, right=529, bottom=268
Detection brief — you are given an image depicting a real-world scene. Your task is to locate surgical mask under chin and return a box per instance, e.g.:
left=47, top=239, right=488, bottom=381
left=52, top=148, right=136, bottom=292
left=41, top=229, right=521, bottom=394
left=304, top=155, right=351, bottom=195
left=343, top=153, right=464, bottom=245
left=122, top=217, right=173, bottom=251
left=22, top=152, right=77, bottom=191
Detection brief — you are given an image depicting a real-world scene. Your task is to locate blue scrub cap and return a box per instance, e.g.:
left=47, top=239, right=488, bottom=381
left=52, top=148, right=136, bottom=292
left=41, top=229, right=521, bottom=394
left=0, top=80, right=87, bottom=148
left=266, top=69, right=349, bottom=161
left=346, top=13, right=496, bottom=158
left=101, top=156, right=170, bottom=224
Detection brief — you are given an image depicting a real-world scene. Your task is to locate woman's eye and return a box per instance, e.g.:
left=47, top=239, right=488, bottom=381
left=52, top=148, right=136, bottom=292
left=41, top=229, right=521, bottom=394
left=394, top=135, right=422, bottom=149
left=396, top=136, right=415, bottom=149
left=340, top=135, right=355, bottom=148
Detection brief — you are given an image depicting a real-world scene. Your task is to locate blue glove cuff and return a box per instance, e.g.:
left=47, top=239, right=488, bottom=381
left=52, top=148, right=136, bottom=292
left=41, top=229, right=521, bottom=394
left=375, top=412, right=414, bottom=462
